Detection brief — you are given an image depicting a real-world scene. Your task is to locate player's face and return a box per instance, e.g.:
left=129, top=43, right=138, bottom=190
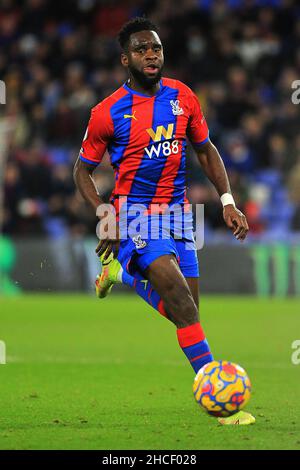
left=122, top=30, right=164, bottom=87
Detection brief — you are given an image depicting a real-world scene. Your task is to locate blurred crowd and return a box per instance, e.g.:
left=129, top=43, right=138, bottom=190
left=1, top=0, right=300, bottom=241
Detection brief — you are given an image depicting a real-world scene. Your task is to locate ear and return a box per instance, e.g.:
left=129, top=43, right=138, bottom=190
left=121, top=53, right=128, bottom=67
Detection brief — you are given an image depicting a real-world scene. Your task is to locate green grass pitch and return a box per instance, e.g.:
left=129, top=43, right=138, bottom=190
left=1, top=294, right=300, bottom=450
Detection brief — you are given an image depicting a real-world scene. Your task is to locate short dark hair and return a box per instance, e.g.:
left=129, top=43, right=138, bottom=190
left=118, top=17, right=159, bottom=51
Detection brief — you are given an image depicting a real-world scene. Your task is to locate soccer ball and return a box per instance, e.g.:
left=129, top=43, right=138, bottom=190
left=193, top=360, right=251, bottom=417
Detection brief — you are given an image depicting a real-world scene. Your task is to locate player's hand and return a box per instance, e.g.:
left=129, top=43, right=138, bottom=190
left=95, top=220, right=120, bottom=260
left=223, top=205, right=249, bottom=241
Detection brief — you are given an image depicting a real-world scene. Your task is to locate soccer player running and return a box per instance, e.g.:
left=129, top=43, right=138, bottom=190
left=74, top=17, right=254, bottom=425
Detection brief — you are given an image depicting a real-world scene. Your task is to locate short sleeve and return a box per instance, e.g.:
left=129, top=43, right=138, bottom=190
left=187, top=91, right=209, bottom=147
left=79, top=103, right=113, bottom=166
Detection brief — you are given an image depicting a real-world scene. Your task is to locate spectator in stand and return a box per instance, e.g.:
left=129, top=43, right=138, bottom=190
left=1, top=0, right=299, bottom=240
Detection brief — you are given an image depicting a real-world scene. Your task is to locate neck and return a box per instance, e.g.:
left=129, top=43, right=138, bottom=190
left=127, top=74, right=160, bottom=97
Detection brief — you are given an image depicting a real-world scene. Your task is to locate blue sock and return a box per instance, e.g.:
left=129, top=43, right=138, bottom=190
left=177, top=322, right=213, bottom=373
left=119, top=264, right=168, bottom=317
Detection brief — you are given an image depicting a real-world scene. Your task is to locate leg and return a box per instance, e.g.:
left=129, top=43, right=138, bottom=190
left=99, top=237, right=213, bottom=372
left=96, top=241, right=213, bottom=372
left=131, top=266, right=200, bottom=322
left=144, top=254, right=213, bottom=373
left=145, top=254, right=197, bottom=328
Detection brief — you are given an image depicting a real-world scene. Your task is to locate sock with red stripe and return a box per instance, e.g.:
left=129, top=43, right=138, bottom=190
left=121, top=269, right=168, bottom=318
left=133, top=277, right=168, bottom=317
left=177, top=322, right=213, bottom=373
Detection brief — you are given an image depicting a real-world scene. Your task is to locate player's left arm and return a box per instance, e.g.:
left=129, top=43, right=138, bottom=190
left=194, top=139, right=249, bottom=241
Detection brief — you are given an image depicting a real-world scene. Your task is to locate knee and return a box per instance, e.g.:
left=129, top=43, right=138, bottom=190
left=163, top=283, right=199, bottom=327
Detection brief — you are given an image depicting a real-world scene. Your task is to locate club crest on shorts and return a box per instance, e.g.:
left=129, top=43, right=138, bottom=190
left=132, top=235, right=147, bottom=249
left=170, top=100, right=184, bottom=115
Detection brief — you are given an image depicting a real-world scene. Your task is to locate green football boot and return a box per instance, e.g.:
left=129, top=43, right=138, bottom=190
left=95, top=251, right=122, bottom=299
left=218, top=410, right=256, bottom=426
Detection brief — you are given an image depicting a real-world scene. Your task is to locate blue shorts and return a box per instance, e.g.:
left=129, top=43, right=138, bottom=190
left=117, top=215, right=199, bottom=279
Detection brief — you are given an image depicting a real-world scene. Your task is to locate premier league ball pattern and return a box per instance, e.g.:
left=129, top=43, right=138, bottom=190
left=193, top=360, right=251, bottom=417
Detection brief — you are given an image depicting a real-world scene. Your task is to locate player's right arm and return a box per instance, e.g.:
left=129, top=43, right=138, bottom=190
left=73, top=158, right=103, bottom=211
left=73, top=103, right=119, bottom=259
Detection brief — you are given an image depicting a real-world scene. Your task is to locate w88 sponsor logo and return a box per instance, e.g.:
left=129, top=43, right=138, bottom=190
left=145, top=139, right=179, bottom=159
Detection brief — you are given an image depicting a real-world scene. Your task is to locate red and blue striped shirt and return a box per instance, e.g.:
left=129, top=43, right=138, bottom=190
left=80, top=77, right=209, bottom=211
